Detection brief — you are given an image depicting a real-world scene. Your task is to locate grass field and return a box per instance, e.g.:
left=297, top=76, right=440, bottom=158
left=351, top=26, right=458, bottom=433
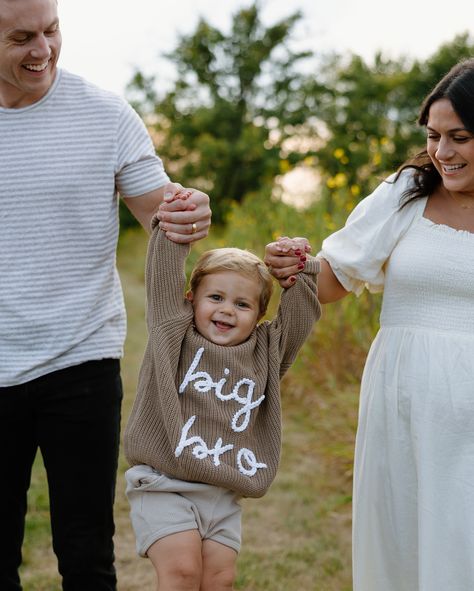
left=19, top=228, right=368, bottom=590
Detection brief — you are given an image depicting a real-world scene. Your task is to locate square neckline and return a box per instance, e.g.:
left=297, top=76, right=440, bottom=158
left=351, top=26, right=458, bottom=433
left=420, top=196, right=474, bottom=237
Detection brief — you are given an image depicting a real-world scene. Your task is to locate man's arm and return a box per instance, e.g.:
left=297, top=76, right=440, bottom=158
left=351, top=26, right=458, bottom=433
left=122, top=182, right=211, bottom=242
left=122, top=186, right=166, bottom=232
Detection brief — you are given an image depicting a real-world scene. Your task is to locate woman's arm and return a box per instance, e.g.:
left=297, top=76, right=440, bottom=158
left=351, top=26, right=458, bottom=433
left=317, top=258, right=349, bottom=304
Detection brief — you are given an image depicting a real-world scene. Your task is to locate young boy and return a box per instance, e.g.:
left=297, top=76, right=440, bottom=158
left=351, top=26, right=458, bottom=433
left=124, top=192, right=321, bottom=591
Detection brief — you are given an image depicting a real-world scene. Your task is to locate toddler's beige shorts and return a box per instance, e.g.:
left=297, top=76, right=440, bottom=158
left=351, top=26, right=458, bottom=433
left=125, top=464, right=242, bottom=556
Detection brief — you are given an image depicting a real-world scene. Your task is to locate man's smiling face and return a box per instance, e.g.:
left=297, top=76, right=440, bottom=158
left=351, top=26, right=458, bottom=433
left=0, top=0, right=61, bottom=108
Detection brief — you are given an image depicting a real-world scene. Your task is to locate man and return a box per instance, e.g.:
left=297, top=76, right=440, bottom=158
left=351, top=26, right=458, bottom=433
left=0, top=0, right=211, bottom=589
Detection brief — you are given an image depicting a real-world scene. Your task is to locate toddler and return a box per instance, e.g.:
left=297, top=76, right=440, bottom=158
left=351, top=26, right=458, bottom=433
left=124, top=191, right=321, bottom=590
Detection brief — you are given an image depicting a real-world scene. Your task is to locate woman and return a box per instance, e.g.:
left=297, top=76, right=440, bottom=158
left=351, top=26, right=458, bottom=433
left=265, top=58, right=474, bottom=591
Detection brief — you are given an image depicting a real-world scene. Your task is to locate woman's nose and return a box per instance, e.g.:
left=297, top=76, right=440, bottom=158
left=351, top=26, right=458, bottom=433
left=436, top=137, right=455, bottom=161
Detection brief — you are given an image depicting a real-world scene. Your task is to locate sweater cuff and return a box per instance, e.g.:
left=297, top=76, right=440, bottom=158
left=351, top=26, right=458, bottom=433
left=151, top=214, right=160, bottom=231
left=303, top=256, right=320, bottom=276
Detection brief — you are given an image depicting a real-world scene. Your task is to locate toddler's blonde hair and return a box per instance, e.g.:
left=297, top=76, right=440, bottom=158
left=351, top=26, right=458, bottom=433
left=189, top=248, right=274, bottom=316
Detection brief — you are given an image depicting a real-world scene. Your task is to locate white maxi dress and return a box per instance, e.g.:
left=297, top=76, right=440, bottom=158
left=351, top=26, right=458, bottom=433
left=320, top=170, right=474, bottom=591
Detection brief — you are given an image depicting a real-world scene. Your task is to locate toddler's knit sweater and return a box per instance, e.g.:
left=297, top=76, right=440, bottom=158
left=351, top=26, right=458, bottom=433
left=124, top=224, right=321, bottom=497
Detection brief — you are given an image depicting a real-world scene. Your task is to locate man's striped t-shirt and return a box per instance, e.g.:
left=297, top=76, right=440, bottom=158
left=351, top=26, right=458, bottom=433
left=0, top=69, right=169, bottom=386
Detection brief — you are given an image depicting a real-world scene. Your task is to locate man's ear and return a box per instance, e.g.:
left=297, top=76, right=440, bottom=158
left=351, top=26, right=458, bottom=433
left=186, top=290, right=194, bottom=303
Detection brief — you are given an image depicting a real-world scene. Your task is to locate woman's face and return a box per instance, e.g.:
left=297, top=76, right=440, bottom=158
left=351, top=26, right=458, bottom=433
left=426, top=98, right=474, bottom=196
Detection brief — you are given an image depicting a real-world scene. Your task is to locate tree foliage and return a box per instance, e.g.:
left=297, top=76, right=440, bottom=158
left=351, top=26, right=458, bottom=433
left=312, top=33, right=474, bottom=211
left=125, top=3, right=317, bottom=225
left=122, top=2, right=474, bottom=229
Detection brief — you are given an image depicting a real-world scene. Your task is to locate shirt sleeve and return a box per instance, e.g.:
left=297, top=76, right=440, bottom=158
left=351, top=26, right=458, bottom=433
left=115, top=102, right=170, bottom=197
left=320, top=170, right=426, bottom=295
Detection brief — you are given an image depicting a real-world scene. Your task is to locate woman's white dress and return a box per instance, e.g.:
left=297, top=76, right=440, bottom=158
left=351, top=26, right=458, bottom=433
left=321, top=170, right=474, bottom=591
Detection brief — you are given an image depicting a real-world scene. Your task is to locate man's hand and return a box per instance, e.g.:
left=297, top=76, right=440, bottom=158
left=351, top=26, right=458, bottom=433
left=157, top=183, right=211, bottom=243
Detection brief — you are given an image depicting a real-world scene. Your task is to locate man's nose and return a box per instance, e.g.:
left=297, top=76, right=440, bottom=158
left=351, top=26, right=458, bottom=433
left=29, top=34, right=51, bottom=60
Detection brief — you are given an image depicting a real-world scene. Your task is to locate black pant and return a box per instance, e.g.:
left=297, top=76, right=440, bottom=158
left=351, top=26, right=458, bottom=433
left=0, top=359, right=123, bottom=591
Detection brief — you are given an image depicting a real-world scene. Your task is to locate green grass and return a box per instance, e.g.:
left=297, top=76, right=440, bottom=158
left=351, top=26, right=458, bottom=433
left=19, top=226, right=368, bottom=590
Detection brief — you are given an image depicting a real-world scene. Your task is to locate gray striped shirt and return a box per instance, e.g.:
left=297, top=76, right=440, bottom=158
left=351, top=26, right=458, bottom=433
left=0, top=69, right=169, bottom=386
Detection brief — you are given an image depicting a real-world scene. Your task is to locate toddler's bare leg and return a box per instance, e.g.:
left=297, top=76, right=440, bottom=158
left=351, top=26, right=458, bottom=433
left=147, top=530, right=202, bottom=591
left=200, top=539, right=237, bottom=591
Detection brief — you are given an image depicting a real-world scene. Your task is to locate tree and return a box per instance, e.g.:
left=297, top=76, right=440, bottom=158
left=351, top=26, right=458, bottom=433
left=308, top=33, right=474, bottom=213
left=123, top=10, right=474, bottom=230
left=125, top=2, right=318, bottom=224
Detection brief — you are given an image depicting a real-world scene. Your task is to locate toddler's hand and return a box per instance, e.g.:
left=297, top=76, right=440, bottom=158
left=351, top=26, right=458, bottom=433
left=161, top=184, right=192, bottom=207
left=274, top=236, right=312, bottom=256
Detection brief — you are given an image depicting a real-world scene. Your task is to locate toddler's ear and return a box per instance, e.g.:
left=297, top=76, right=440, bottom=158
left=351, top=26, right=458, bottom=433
left=186, top=291, right=194, bottom=303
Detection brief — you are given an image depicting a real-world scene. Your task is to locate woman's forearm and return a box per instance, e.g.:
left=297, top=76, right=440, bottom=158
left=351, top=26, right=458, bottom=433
left=317, top=258, right=349, bottom=303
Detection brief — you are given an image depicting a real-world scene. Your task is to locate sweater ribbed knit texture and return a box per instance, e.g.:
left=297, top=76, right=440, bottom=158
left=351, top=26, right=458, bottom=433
left=124, top=225, right=321, bottom=497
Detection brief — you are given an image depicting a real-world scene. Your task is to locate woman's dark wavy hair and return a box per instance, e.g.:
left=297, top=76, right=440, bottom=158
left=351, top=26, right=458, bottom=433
left=395, top=57, right=474, bottom=206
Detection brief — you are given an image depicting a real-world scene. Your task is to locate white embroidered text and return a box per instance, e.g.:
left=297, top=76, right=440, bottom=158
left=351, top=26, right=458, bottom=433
left=179, top=347, right=265, bottom=432
left=175, top=415, right=267, bottom=476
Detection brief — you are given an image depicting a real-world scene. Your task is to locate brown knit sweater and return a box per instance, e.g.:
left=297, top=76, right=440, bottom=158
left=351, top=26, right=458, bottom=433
left=123, top=225, right=321, bottom=498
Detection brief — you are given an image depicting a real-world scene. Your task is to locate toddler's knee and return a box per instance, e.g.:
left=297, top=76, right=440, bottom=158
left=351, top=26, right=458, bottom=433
left=201, top=564, right=236, bottom=591
left=155, top=557, right=202, bottom=590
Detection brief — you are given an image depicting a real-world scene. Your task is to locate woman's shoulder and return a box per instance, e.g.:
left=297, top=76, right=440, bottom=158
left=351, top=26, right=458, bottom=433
left=366, top=168, right=416, bottom=206
left=320, top=169, right=425, bottom=295
left=348, top=168, right=423, bottom=223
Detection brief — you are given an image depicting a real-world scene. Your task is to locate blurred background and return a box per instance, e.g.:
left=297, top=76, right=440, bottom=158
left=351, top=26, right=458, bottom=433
left=57, top=0, right=474, bottom=227
left=59, top=0, right=474, bottom=97
left=21, top=1, right=474, bottom=589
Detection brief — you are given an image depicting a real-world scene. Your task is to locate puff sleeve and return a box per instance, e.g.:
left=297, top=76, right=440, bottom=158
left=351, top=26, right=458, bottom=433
left=319, top=170, right=426, bottom=295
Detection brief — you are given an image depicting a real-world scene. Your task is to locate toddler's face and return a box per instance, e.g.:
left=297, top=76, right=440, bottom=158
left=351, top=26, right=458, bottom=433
left=187, top=271, right=262, bottom=346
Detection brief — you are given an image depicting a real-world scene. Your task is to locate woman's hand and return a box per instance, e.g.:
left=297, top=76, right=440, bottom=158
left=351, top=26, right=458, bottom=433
left=264, top=236, right=312, bottom=288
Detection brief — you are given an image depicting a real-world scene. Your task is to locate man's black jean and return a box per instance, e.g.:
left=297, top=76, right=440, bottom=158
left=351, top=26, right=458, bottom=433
left=0, top=359, right=123, bottom=591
